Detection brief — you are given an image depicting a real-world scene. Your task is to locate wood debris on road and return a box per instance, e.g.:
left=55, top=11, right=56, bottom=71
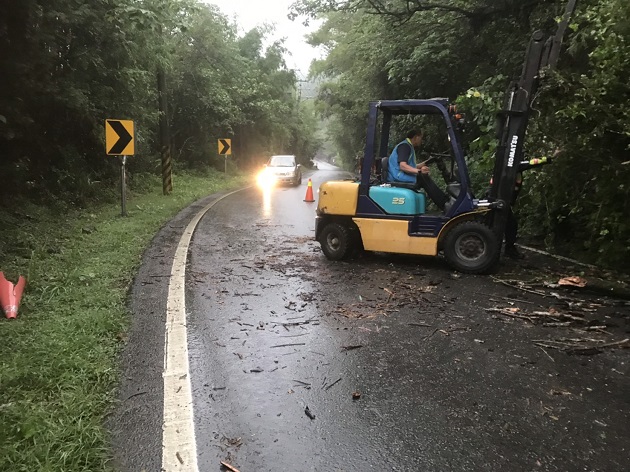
left=490, top=276, right=548, bottom=296
left=270, top=343, right=306, bottom=348
left=485, top=306, right=599, bottom=327
left=304, top=406, right=316, bottom=420
left=273, top=320, right=314, bottom=327
left=292, top=379, right=312, bottom=388
left=558, top=276, right=587, bottom=287
left=423, top=328, right=439, bottom=340
left=324, top=377, right=342, bottom=391
left=220, top=461, right=241, bottom=472
left=341, top=345, right=363, bottom=351
left=533, top=338, right=629, bottom=354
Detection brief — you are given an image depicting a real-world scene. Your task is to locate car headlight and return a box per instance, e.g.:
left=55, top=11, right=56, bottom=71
left=257, top=169, right=276, bottom=187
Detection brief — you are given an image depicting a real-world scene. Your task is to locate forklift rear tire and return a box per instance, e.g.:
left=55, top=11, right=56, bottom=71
left=319, top=222, right=352, bottom=261
left=443, top=221, right=499, bottom=274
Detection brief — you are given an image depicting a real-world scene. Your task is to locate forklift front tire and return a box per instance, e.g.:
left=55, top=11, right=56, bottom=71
left=319, top=222, right=352, bottom=261
left=443, top=221, right=500, bottom=274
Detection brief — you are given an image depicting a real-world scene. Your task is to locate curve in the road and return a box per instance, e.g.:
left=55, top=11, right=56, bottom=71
left=162, top=187, right=249, bottom=472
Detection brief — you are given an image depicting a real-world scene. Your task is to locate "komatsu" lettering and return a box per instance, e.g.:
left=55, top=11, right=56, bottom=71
left=507, top=135, right=518, bottom=167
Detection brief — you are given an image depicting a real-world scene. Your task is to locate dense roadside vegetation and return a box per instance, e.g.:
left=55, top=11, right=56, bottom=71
left=292, top=0, right=630, bottom=270
left=0, top=0, right=627, bottom=468
left=0, top=172, right=248, bottom=471
left=0, top=0, right=319, bottom=209
left=0, top=0, right=317, bottom=469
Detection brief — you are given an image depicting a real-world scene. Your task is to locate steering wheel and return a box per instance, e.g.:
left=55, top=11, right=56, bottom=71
left=431, top=152, right=451, bottom=158
left=426, top=152, right=458, bottom=184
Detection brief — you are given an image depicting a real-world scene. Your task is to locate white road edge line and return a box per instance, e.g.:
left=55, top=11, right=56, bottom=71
left=162, top=188, right=247, bottom=471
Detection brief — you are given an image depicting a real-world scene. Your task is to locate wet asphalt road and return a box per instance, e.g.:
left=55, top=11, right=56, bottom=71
left=113, top=166, right=630, bottom=472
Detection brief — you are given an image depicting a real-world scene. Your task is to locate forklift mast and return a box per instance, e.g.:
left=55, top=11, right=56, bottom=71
left=489, top=0, right=578, bottom=236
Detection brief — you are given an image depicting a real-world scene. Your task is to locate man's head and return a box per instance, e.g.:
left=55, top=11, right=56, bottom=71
left=406, top=129, right=423, bottom=147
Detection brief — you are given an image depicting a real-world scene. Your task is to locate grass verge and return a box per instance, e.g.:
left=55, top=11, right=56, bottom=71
left=0, top=171, right=248, bottom=471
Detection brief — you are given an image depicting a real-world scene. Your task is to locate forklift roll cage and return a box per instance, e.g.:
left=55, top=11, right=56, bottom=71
left=314, top=0, right=577, bottom=272
left=358, top=0, right=577, bottom=239
left=356, top=100, right=475, bottom=237
left=360, top=99, right=469, bottom=200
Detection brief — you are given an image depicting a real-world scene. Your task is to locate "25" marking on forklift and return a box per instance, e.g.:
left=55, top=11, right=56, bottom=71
left=392, top=197, right=406, bottom=205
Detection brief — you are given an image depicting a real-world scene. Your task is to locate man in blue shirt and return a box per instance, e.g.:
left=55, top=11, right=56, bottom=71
left=388, top=129, right=449, bottom=210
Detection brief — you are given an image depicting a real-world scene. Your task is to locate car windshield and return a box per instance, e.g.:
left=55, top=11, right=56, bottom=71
left=269, top=156, right=295, bottom=167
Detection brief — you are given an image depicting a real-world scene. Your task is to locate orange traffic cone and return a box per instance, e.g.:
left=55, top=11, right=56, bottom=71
left=0, top=272, right=26, bottom=320
left=304, top=178, right=315, bottom=203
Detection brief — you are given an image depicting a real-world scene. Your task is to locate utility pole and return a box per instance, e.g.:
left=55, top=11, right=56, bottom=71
left=158, top=25, right=173, bottom=195
left=158, top=66, right=172, bottom=195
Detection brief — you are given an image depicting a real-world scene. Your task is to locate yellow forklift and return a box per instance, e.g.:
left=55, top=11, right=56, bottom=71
left=314, top=1, right=577, bottom=274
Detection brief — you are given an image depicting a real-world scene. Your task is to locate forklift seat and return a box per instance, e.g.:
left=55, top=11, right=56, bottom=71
left=380, top=156, right=417, bottom=190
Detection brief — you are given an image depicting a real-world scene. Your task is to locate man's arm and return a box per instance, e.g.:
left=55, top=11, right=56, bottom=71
left=397, top=143, right=423, bottom=175
left=400, top=161, right=419, bottom=174
left=400, top=159, right=430, bottom=175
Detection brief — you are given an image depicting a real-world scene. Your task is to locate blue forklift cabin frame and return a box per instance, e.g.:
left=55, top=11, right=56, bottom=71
left=356, top=99, right=476, bottom=237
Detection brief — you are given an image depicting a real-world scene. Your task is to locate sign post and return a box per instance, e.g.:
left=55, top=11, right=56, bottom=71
left=120, top=156, right=127, bottom=216
left=106, top=119, right=135, bottom=216
left=218, top=138, right=232, bottom=174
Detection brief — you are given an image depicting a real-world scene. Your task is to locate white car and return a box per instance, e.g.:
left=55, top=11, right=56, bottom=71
left=264, top=155, right=302, bottom=186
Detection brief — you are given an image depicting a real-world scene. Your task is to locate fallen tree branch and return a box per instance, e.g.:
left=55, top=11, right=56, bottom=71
left=567, top=338, right=629, bottom=352
left=220, top=461, right=241, bottom=472
left=270, top=343, right=306, bottom=348
left=423, top=328, right=439, bottom=340
left=341, top=345, right=363, bottom=351
left=533, top=338, right=629, bottom=353
left=484, top=307, right=536, bottom=323
left=490, top=276, right=548, bottom=297
left=324, top=377, right=342, bottom=391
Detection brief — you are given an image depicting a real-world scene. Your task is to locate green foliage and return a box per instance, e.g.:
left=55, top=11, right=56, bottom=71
left=0, top=172, right=247, bottom=471
left=519, top=0, right=630, bottom=267
left=299, top=0, right=629, bottom=270
left=303, top=0, right=555, bottom=167
left=455, top=76, right=507, bottom=195
left=0, top=0, right=319, bottom=206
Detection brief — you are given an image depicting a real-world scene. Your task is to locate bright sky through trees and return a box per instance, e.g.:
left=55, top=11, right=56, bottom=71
left=206, top=0, right=323, bottom=77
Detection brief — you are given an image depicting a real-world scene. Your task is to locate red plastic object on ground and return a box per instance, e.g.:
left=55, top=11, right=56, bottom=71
left=0, top=272, right=26, bottom=319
